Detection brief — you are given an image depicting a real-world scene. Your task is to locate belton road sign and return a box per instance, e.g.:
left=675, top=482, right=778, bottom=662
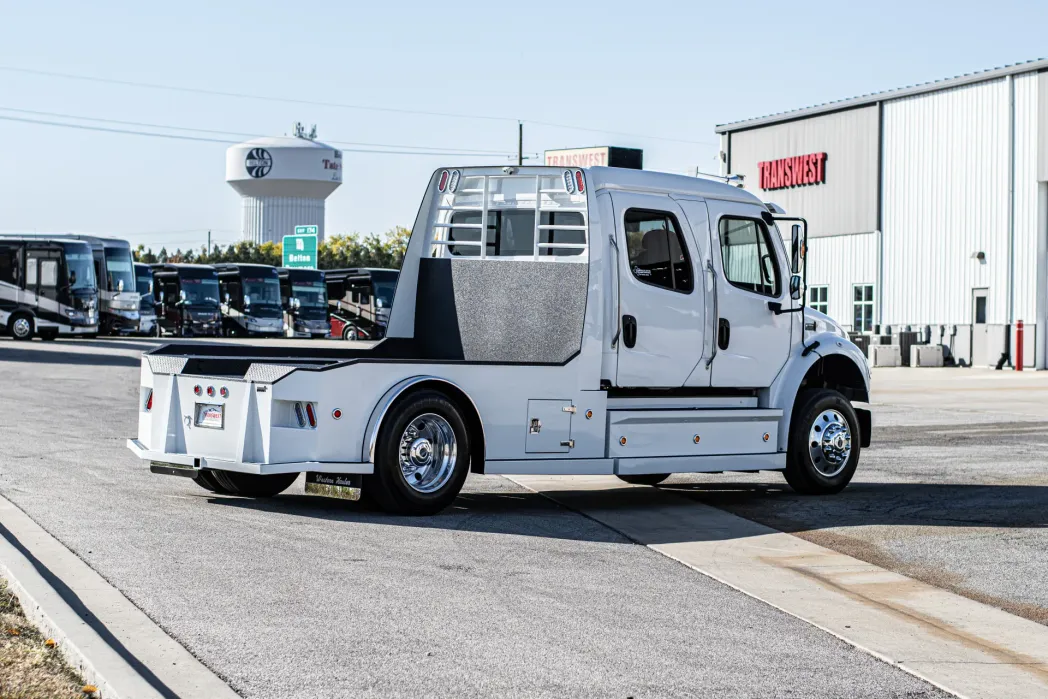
left=282, top=230, right=318, bottom=269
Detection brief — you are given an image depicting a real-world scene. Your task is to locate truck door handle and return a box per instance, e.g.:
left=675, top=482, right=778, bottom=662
left=622, top=315, right=637, bottom=348
left=718, top=318, right=730, bottom=350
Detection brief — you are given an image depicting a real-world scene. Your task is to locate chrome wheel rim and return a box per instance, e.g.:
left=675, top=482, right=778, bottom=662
left=808, top=409, right=852, bottom=477
left=398, top=413, right=457, bottom=493
left=12, top=317, right=31, bottom=338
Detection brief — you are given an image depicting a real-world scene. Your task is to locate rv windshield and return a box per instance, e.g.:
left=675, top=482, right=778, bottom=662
left=64, top=249, right=97, bottom=292
left=372, top=279, right=396, bottom=309
left=292, top=281, right=326, bottom=308
left=136, top=272, right=152, bottom=296
left=182, top=277, right=220, bottom=306
left=104, top=247, right=135, bottom=293
left=244, top=277, right=282, bottom=308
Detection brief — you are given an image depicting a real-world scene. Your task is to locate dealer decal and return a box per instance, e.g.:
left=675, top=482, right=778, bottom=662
left=758, top=152, right=827, bottom=191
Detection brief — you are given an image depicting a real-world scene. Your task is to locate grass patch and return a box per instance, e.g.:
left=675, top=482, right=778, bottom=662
left=0, top=579, right=88, bottom=698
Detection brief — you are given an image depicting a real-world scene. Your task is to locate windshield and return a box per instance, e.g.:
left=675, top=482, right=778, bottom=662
left=372, top=279, right=396, bottom=309
left=292, top=281, right=326, bottom=308
left=182, top=277, right=220, bottom=307
left=104, top=247, right=135, bottom=293
left=136, top=273, right=152, bottom=296
left=244, top=276, right=282, bottom=310
left=64, top=250, right=97, bottom=292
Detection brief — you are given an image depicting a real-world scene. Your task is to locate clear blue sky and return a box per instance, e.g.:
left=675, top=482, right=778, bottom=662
left=1, top=0, right=1046, bottom=252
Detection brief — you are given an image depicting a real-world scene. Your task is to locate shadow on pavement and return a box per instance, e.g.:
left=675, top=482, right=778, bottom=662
left=0, top=347, right=140, bottom=368
left=205, top=479, right=1048, bottom=544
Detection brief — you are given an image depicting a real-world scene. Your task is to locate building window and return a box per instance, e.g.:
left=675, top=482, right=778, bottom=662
left=717, top=218, right=780, bottom=297
left=853, top=284, right=874, bottom=333
left=809, top=286, right=828, bottom=314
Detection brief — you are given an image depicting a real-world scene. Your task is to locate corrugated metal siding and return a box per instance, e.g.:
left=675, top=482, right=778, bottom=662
left=241, top=196, right=326, bottom=245
left=728, top=106, right=879, bottom=238
left=1013, top=72, right=1040, bottom=323
left=806, top=232, right=878, bottom=328
left=882, top=78, right=1010, bottom=325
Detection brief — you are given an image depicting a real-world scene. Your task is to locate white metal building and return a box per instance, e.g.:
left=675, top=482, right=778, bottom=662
left=225, top=131, right=342, bottom=245
left=717, top=59, right=1048, bottom=368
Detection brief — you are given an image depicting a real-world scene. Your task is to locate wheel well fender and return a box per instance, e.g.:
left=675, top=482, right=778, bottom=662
left=766, top=334, right=871, bottom=450
left=362, top=375, right=486, bottom=473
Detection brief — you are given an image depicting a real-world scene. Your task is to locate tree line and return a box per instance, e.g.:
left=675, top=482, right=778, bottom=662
left=133, top=227, right=410, bottom=270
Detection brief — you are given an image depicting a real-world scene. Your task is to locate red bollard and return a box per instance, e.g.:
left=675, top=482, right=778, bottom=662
left=1016, top=320, right=1024, bottom=371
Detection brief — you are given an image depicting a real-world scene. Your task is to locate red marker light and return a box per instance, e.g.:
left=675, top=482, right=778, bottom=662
left=305, top=403, right=317, bottom=428
left=438, top=170, right=449, bottom=192
left=193, top=385, right=202, bottom=396
left=220, top=387, right=229, bottom=398
left=575, top=170, right=585, bottom=193
left=145, top=389, right=153, bottom=411
left=332, top=408, right=343, bottom=420
left=206, top=386, right=215, bottom=397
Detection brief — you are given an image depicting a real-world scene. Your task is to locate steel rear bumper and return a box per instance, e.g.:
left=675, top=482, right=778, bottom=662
left=126, top=439, right=372, bottom=476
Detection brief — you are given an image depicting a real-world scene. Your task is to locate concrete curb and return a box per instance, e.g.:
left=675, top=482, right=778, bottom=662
left=0, top=493, right=239, bottom=699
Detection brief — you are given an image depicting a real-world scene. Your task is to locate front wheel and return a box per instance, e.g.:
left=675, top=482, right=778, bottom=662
left=366, top=390, right=471, bottom=515
left=342, top=325, right=359, bottom=341
left=783, top=389, right=860, bottom=495
left=9, top=313, right=34, bottom=341
left=210, top=471, right=298, bottom=497
left=617, top=474, right=670, bottom=486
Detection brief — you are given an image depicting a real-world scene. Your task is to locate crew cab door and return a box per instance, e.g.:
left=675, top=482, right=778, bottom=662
left=611, top=191, right=708, bottom=387
left=707, top=200, right=793, bottom=387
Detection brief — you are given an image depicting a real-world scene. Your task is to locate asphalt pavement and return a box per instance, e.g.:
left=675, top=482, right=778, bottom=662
left=0, top=337, right=948, bottom=698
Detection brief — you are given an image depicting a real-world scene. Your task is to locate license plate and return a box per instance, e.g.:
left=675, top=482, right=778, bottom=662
left=195, top=403, right=224, bottom=429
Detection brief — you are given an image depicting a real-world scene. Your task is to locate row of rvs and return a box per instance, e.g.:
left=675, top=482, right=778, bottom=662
left=0, top=234, right=396, bottom=341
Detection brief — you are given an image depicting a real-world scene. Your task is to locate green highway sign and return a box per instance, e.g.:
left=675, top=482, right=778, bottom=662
left=282, top=231, right=319, bottom=269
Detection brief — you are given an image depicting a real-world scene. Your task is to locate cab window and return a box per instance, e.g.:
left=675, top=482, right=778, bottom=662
left=718, top=218, right=780, bottom=297
left=623, top=209, right=693, bottom=293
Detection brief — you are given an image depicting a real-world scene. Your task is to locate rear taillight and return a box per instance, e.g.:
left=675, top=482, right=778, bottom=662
left=563, top=170, right=575, bottom=194
left=574, top=170, right=585, bottom=193
left=305, top=403, right=317, bottom=428
left=294, top=402, right=306, bottom=428
left=438, top=170, right=449, bottom=192
left=448, top=169, right=461, bottom=192
left=145, top=389, right=153, bottom=412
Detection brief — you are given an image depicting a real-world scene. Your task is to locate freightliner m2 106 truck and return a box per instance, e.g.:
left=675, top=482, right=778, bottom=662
left=128, top=166, right=871, bottom=515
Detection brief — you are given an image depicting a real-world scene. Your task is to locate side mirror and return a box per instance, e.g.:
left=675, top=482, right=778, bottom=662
left=789, top=274, right=802, bottom=301
left=293, top=298, right=301, bottom=310
left=159, top=290, right=165, bottom=303
left=178, top=289, right=187, bottom=305
left=117, top=279, right=124, bottom=292
left=790, top=225, right=801, bottom=273
left=244, top=294, right=251, bottom=307
left=224, top=292, right=231, bottom=305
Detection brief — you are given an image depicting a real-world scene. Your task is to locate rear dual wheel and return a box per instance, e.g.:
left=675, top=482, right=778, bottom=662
left=366, top=390, right=471, bottom=516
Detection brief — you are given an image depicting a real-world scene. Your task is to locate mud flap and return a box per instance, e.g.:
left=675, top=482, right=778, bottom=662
left=305, top=472, right=362, bottom=501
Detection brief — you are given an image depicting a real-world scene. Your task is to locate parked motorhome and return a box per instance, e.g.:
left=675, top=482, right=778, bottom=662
left=134, top=263, right=158, bottom=336
left=0, top=235, right=98, bottom=340
left=129, top=166, right=871, bottom=515
left=152, top=264, right=222, bottom=337
left=62, top=235, right=140, bottom=335
left=214, top=263, right=284, bottom=337
left=278, top=268, right=329, bottom=338
left=325, top=268, right=398, bottom=340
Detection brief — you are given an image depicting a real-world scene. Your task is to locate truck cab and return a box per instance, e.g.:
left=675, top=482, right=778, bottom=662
left=215, top=263, right=284, bottom=337
left=325, top=268, right=398, bottom=341
left=278, top=268, right=329, bottom=339
left=152, top=264, right=222, bottom=337
left=128, top=166, right=871, bottom=515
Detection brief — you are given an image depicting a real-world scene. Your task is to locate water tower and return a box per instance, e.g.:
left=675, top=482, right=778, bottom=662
left=225, top=123, right=342, bottom=244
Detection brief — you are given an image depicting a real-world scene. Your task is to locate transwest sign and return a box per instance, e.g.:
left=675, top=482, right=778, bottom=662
left=282, top=227, right=318, bottom=268
left=759, top=152, right=827, bottom=190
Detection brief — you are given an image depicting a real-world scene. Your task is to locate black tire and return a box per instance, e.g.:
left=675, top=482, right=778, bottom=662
left=366, top=390, right=471, bottom=516
left=342, top=325, right=358, bottom=341
left=8, top=313, right=34, bottom=341
left=783, top=388, right=861, bottom=495
left=193, top=470, right=232, bottom=494
left=617, top=473, right=670, bottom=486
left=210, top=470, right=298, bottom=497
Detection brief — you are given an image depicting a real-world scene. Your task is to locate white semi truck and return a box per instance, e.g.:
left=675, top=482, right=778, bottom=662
left=127, top=166, right=871, bottom=515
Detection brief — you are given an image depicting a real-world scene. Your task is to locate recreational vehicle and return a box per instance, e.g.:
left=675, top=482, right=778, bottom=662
left=278, top=267, right=329, bottom=338
left=215, top=264, right=284, bottom=337
left=152, top=264, right=222, bottom=337
left=326, top=268, right=398, bottom=340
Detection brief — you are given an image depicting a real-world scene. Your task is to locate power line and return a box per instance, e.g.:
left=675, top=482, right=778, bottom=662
left=0, top=114, right=523, bottom=156
left=0, top=106, right=523, bottom=155
left=0, top=65, right=717, bottom=147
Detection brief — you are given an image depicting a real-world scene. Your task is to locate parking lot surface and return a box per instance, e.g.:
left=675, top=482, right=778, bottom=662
left=0, top=338, right=953, bottom=697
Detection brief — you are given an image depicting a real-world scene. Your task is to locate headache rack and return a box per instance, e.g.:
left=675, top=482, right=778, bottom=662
left=429, top=171, right=589, bottom=259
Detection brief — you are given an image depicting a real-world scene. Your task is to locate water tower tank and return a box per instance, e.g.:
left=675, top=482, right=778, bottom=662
left=225, top=133, right=342, bottom=244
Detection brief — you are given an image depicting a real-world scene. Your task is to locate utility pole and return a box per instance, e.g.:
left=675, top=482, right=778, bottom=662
left=207, top=230, right=211, bottom=255
left=518, top=122, right=523, bottom=167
